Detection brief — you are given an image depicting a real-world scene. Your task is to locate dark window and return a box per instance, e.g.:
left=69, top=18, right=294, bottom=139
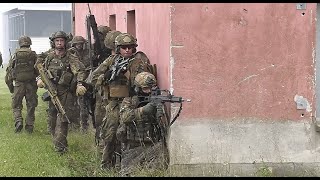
left=109, top=14, right=116, bottom=30
left=127, top=10, right=136, bottom=37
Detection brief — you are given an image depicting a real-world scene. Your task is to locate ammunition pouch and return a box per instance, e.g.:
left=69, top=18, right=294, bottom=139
left=109, top=85, right=129, bottom=98
left=42, top=91, right=51, bottom=101
left=58, top=71, right=73, bottom=86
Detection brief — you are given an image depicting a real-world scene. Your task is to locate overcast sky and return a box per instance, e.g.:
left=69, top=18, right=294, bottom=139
left=0, top=3, right=71, bottom=62
left=0, top=3, right=71, bottom=13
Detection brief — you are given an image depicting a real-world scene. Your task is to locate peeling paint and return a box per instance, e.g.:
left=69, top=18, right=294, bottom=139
left=238, top=74, right=259, bottom=85
left=294, top=95, right=312, bottom=112
left=169, top=4, right=174, bottom=95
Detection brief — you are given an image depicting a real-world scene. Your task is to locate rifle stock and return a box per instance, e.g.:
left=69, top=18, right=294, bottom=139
left=87, top=3, right=103, bottom=65
left=37, top=63, right=71, bottom=124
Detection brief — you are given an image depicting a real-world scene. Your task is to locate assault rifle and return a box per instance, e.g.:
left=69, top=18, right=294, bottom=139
left=108, top=56, right=135, bottom=82
left=37, top=63, right=71, bottom=124
left=138, top=88, right=190, bottom=127
left=86, top=3, right=104, bottom=68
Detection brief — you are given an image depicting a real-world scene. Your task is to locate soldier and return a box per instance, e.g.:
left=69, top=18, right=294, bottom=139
left=70, top=35, right=92, bottom=132
left=37, top=33, right=59, bottom=134
left=5, top=36, right=39, bottom=133
left=91, top=33, right=153, bottom=170
left=94, top=30, right=121, bottom=157
left=0, top=51, right=3, bottom=68
left=36, top=31, right=87, bottom=153
left=117, top=72, right=169, bottom=176
left=94, top=25, right=112, bottom=68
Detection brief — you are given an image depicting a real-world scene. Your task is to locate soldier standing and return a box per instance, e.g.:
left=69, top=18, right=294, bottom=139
left=91, top=33, right=153, bottom=170
left=5, top=36, right=39, bottom=133
left=94, top=30, right=121, bottom=157
left=36, top=31, right=87, bottom=153
left=0, top=51, right=3, bottom=68
left=70, top=35, right=92, bottom=132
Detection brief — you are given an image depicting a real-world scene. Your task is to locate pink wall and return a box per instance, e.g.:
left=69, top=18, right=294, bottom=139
left=171, top=3, right=316, bottom=120
left=74, top=3, right=171, bottom=90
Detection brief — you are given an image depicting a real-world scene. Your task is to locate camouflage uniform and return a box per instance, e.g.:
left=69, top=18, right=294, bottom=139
left=91, top=33, right=153, bottom=169
left=36, top=31, right=86, bottom=153
left=0, top=51, right=3, bottom=68
left=117, top=72, right=169, bottom=176
left=5, top=36, right=38, bottom=133
left=91, top=26, right=113, bottom=148
left=70, top=36, right=92, bottom=132
left=93, top=30, right=122, bottom=157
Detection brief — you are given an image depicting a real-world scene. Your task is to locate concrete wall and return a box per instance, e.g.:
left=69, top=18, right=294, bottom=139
left=74, top=3, right=171, bottom=90
left=75, top=3, right=320, bottom=176
left=168, top=3, right=320, bottom=175
left=170, top=3, right=316, bottom=120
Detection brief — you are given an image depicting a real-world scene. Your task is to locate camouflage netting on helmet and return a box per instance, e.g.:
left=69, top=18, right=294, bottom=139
left=115, top=33, right=138, bottom=47
left=98, top=25, right=112, bottom=37
left=119, top=142, right=169, bottom=177
left=104, top=30, right=122, bottom=50
left=71, top=36, right=86, bottom=47
left=134, top=72, right=157, bottom=88
left=19, top=36, right=32, bottom=47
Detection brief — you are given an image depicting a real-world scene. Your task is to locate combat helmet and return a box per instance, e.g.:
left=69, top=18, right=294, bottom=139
left=104, top=30, right=121, bottom=50
left=19, top=36, right=32, bottom=47
left=51, top=31, right=68, bottom=40
left=134, top=72, right=157, bottom=89
left=115, top=33, right=138, bottom=53
left=97, top=25, right=111, bottom=37
left=71, top=36, right=86, bottom=47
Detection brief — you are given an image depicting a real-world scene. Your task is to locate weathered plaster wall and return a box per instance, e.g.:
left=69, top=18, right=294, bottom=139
left=74, top=3, right=171, bottom=89
left=170, top=3, right=316, bottom=120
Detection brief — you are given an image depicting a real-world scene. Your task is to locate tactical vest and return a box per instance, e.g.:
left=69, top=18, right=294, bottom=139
left=125, top=96, right=162, bottom=145
left=107, top=54, right=153, bottom=98
left=12, top=48, right=36, bottom=82
left=45, top=52, right=73, bottom=87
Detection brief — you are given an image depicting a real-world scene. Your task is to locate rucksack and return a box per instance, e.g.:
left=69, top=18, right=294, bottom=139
left=12, top=48, right=37, bottom=82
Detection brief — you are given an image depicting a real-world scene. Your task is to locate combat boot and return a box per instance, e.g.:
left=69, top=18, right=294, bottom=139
left=54, top=146, right=68, bottom=155
left=14, top=121, right=23, bottom=133
left=25, top=125, right=34, bottom=134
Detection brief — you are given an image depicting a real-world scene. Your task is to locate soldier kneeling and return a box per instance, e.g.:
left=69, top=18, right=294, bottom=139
left=116, top=72, right=169, bottom=176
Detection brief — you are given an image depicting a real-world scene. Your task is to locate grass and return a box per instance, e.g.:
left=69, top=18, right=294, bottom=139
left=0, top=65, right=128, bottom=177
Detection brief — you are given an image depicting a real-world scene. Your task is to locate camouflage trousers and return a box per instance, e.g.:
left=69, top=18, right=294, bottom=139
left=100, top=99, right=122, bottom=169
left=12, top=81, right=38, bottom=129
left=47, top=90, right=76, bottom=151
left=95, top=92, right=106, bottom=153
left=78, top=95, right=89, bottom=131
left=47, top=93, right=79, bottom=134
left=69, top=93, right=80, bottom=131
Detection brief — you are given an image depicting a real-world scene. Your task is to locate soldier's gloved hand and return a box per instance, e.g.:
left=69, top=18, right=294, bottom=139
left=142, top=101, right=157, bottom=115
left=8, top=85, right=14, bottom=94
left=37, top=79, right=45, bottom=88
left=95, top=74, right=105, bottom=89
left=76, top=84, right=87, bottom=96
left=156, top=103, right=164, bottom=119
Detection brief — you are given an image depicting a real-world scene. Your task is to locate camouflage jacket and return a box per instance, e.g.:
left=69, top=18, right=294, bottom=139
left=91, top=52, right=153, bottom=98
left=37, top=49, right=86, bottom=94
left=118, top=95, right=164, bottom=145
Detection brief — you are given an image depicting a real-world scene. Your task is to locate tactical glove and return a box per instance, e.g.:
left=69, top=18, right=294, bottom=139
left=37, top=79, right=45, bottom=88
left=141, top=101, right=157, bottom=115
left=76, top=84, right=87, bottom=96
left=8, top=84, right=14, bottom=94
left=156, top=103, right=164, bottom=119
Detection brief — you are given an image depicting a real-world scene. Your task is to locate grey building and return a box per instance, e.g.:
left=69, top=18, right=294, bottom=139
left=2, top=5, right=71, bottom=61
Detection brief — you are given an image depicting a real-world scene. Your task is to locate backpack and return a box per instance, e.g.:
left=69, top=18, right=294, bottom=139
left=12, top=48, right=37, bottom=82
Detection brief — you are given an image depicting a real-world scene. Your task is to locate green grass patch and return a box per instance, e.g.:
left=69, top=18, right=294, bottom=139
left=0, top=65, right=166, bottom=177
